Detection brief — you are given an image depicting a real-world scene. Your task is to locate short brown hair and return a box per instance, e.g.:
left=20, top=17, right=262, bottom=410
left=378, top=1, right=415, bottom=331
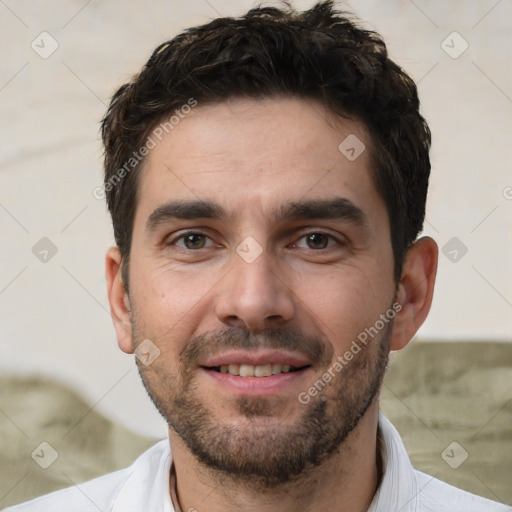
left=101, top=1, right=431, bottom=285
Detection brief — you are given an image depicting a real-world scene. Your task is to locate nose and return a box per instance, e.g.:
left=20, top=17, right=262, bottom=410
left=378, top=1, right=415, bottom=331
left=214, top=248, right=295, bottom=331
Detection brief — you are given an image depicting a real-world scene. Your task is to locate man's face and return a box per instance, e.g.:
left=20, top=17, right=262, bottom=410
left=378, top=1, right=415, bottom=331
left=126, top=97, right=397, bottom=485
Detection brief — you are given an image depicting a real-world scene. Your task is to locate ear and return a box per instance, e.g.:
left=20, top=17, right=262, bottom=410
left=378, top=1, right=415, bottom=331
left=390, top=236, right=438, bottom=351
left=105, top=246, right=134, bottom=354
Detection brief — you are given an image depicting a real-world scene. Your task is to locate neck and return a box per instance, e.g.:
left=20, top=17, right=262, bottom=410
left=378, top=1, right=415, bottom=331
left=169, top=404, right=381, bottom=512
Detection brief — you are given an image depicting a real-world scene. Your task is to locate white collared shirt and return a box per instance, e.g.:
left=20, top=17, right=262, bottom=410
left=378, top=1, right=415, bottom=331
left=4, top=412, right=510, bottom=512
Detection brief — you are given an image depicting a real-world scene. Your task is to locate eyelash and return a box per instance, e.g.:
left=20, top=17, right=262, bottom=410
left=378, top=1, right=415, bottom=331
left=168, top=230, right=217, bottom=250
left=166, top=230, right=344, bottom=251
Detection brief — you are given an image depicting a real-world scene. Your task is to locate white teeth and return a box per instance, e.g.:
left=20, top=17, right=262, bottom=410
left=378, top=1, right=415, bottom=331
left=228, top=364, right=240, bottom=376
left=254, top=364, right=272, bottom=377
left=219, top=363, right=297, bottom=377
left=271, top=363, right=282, bottom=374
left=239, top=364, right=255, bottom=377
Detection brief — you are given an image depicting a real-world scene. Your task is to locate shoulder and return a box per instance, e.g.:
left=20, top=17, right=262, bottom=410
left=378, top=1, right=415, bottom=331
left=414, top=470, right=511, bottom=512
left=2, top=440, right=169, bottom=512
left=1, top=469, right=128, bottom=512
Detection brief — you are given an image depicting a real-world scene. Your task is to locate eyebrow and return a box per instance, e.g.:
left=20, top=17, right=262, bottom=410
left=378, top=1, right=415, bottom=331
left=145, top=197, right=369, bottom=233
left=276, top=198, right=369, bottom=228
left=146, top=200, right=227, bottom=232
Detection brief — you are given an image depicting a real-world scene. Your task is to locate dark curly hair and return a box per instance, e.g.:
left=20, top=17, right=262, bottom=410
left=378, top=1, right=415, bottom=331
left=101, top=1, right=431, bottom=285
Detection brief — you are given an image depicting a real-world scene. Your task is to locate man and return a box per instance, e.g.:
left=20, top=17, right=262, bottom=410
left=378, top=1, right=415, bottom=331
left=5, top=2, right=509, bottom=511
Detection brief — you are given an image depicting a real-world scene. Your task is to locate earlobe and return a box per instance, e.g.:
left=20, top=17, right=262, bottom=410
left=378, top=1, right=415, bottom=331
left=390, top=237, right=438, bottom=351
left=105, top=246, right=134, bottom=354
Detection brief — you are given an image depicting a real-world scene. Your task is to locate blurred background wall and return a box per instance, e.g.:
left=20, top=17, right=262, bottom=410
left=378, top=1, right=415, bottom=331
left=1, top=0, right=511, bottom=438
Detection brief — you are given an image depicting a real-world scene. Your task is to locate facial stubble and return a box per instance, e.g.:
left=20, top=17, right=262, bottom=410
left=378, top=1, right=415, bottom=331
left=134, top=320, right=391, bottom=489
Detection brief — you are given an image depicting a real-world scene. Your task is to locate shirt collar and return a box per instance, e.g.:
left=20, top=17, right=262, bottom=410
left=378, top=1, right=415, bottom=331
left=112, top=439, right=174, bottom=512
left=126, top=411, right=417, bottom=512
left=368, top=411, right=418, bottom=512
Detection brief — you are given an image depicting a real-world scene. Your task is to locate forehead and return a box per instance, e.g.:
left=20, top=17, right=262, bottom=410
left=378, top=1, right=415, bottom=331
left=134, top=97, right=386, bottom=228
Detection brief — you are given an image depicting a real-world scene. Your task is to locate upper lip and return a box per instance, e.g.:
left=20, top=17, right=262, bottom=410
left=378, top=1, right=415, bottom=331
left=201, top=350, right=312, bottom=368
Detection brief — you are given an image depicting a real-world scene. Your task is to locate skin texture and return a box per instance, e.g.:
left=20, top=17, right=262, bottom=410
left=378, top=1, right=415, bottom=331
left=106, top=97, right=438, bottom=512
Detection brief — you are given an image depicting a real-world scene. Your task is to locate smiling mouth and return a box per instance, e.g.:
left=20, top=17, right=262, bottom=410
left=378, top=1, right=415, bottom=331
left=206, top=363, right=310, bottom=377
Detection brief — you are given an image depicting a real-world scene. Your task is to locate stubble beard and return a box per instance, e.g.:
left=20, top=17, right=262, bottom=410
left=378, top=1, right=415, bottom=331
left=134, top=318, right=391, bottom=489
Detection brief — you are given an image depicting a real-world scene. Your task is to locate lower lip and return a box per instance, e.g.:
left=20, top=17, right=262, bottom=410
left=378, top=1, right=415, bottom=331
left=201, top=367, right=310, bottom=397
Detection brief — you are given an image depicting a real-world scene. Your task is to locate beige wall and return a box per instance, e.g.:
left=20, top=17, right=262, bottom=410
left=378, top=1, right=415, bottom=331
left=1, top=0, right=511, bottom=437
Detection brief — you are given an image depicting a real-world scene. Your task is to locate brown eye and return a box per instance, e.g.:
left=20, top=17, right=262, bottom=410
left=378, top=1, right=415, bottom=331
left=305, top=233, right=329, bottom=249
left=169, top=232, right=215, bottom=250
left=294, top=233, right=338, bottom=250
left=183, top=234, right=206, bottom=249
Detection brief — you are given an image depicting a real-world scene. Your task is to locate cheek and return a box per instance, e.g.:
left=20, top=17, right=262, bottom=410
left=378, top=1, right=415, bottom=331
left=131, top=264, right=218, bottom=347
left=293, top=267, right=392, bottom=352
